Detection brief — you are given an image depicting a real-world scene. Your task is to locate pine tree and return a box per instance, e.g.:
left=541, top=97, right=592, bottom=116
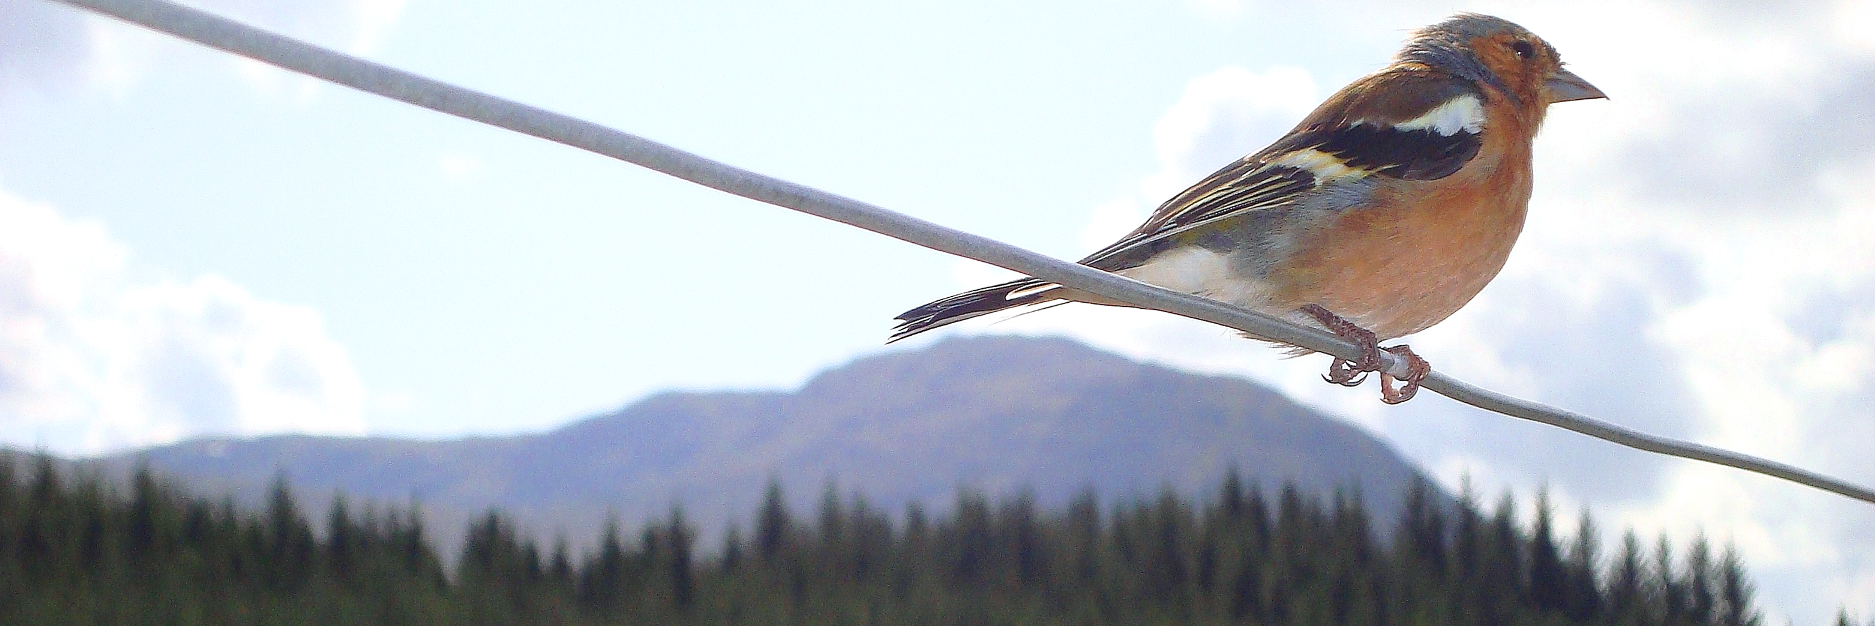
left=1268, top=484, right=1311, bottom=624
left=551, top=534, right=574, bottom=584
left=667, top=506, right=695, bottom=610
left=817, top=479, right=845, bottom=574
left=1246, top=485, right=1272, bottom=555
left=1484, top=492, right=1525, bottom=620
left=850, top=492, right=891, bottom=582
left=126, top=465, right=161, bottom=567
left=1150, top=488, right=1189, bottom=603
left=1221, top=466, right=1246, bottom=520
left=1195, top=518, right=1219, bottom=594
left=1717, top=544, right=1760, bottom=626
left=951, top=488, right=994, bottom=585
left=1398, top=478, right=1447, bottom=575
left=581, top=517, right=627, bottom=609
left=16, top=459, right=53, bottom=582
left=898, top=499, right=931, bottom=598
left=1657, top=534, right=1686, bottom=623
left=1529, top=489, right=1567, bottom=612
left=262, top=473, right=315, bottom=591
left=721, top=523, right=745, bottom=573
left=1229, top=540, right=1265, bottom=622
left=327, top=495, right=356, bottom=581
left=1066, top=489, right=1101, bottom=585
left=1453, top=476, right=1485, bottom=610
left=0, top=456, right=14, bottom=591
left=757, top=478, right=790, bottom=563
left=1002, top=489, right=1044, bottom=589
left=1609, top=530, right=1645, bottom=620
left=1564, top=510, right=1602, bottom=621
left=1688, top=533, right=1717, bottom=624
left=74, top=477, right=107, bottom=575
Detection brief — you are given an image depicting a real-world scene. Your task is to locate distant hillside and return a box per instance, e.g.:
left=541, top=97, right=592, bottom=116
left=79, top=336, right=1433, bottom=552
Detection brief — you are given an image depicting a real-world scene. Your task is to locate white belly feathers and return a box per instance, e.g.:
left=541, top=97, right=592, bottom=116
left=1116, top=247, right=1273, bottom=308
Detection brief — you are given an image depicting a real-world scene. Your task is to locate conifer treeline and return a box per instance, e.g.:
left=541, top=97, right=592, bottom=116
left=0, top=454, right=1800, bottom=625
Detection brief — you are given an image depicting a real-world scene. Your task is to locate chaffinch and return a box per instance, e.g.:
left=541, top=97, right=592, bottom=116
left=891, top=14, right=1605, bottom=404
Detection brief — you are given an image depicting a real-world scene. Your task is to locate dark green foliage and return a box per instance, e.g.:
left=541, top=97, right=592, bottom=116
left=1529, top=490, right=1567, bottom=612
left=0, top=454, right=1819, bottom=625
left=756, top=477, right=789, bottom=563
left=1718, top=545, right=1762, bottom=626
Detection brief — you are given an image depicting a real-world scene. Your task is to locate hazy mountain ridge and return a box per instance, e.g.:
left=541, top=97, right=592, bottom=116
left=63, top=336, right=1433, bottom=552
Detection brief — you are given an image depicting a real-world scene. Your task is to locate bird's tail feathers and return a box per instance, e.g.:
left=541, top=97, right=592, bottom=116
left=889, top=278, right=1066, bottom=343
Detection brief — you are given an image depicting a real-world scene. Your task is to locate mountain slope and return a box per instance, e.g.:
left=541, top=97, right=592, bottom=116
left=94, top=336, right=1433, bottom=551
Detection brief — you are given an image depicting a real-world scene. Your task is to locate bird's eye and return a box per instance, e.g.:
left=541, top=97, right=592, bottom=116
left=1510, top=40, right=1535, bottom=60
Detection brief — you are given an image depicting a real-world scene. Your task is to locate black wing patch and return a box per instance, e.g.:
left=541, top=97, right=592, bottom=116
left=1290, top=122, right=1481, bottom=180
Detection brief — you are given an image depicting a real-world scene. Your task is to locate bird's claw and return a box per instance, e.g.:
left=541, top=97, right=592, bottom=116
left=1322, top=340, right=1383, bottom=387
left=1377, top=345, right=1430, bottom=404
left=1304, top=303, right=1381, bottom=386
left=1322, top=361, right=1369, bottom=387
left=1302, top=304, right=1431, bottom=404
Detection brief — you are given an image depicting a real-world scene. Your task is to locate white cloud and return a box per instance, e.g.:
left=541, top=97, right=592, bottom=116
left=1837, top=0, right=1875, bottom=53
left=944, top=5, right=1875, bottom=620
left=0, top=188, right=365, bottom=455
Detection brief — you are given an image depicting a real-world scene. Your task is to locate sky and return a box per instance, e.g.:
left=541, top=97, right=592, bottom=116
left=0, top=0, right=1872, bottom=620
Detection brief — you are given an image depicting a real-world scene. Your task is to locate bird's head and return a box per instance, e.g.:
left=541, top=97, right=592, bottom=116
left=1397, top=14, right=1605, bottom=110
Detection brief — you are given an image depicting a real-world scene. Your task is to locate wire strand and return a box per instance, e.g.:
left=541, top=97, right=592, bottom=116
left=45, top=0, right=1875, bottom=506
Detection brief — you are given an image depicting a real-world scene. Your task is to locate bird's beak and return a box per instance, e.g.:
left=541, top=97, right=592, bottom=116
left=1544, top=68, right=1606, bottom=103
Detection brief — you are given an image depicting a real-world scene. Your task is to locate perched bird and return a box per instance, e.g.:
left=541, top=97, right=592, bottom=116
left=890, top=14, right=1604, bottom=404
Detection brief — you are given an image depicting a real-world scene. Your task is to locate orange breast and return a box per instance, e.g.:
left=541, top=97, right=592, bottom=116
left=1272, top=138, right=1534, bottom=339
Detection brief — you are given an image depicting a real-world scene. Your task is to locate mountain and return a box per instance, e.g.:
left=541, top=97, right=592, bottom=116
left=82, top=336, right=1433, bottom=554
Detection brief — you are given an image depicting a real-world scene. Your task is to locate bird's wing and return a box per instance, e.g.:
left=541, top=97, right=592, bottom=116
left=1080, top=69, right=1485, bottom=270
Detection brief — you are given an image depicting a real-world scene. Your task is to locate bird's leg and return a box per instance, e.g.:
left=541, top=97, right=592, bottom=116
left=1301, top=304, right=1383, bottom=387
left=1300, top=305, right=1431, bottom=403
left=1378, top=345, right=1431, bottom=404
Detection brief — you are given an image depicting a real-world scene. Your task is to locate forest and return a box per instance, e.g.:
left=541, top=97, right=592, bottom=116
left=0, top=453, right=1815, bottom=625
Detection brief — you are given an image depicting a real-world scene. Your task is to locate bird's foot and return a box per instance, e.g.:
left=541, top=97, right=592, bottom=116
left=1377, top=345, right=1430, bottom=404
left=1301, top=304, right=1430, bottom=403
left=1302, top=305, right=1383, bottom=388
